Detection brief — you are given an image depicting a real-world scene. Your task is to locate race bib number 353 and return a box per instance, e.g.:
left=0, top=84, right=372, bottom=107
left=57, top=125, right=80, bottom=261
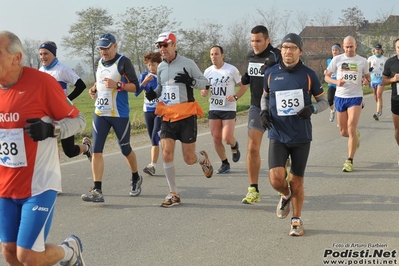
left=275, top=89, right=304, bottom=116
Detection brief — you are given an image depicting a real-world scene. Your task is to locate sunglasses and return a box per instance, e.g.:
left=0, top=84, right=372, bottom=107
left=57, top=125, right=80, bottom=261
left=157, top=43, right=170, bottom=49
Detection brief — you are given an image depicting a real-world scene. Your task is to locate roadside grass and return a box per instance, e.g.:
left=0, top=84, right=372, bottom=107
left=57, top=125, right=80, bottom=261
left=72, top=88, right=252, bottom=141
left=72, top=84, right=388, bottom=142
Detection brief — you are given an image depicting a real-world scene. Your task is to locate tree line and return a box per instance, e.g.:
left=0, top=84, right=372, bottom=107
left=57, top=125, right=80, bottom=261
left=22, top=5, right=396, bottom=81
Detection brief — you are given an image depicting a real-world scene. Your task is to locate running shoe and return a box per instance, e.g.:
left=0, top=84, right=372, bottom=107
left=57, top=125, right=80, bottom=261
left=81, top=188, right=104, bottom=203
left=373, top=113, right=379, bottom=121
left=276, top=195, right=291, bottom=219
left=216, top=163, right=230, bottom=174
left=143, top=164, right=156, bottom=176
left=329, top=110, right=335, bottom=122
left=82, top=137, right=92, bottom=162
left=199, top=150, right=213, bottom=178
left=289, top=217, right=304, bottom=236
left=59, top=234, right=86, bottom=266
left=160, top=192, right=181, bottom=208
left=342, top=160, right=353, bottom=172
left=242, top=187, right=260, bottom=204
left=356, top=130, right=360, bottom=149
left=231, top=141, right=241, bottom=162
left=129, top=175, right=143, bottom=197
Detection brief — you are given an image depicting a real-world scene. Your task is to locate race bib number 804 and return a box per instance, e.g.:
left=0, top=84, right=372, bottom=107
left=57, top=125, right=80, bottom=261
left=248, top=62, right=263, bottom=77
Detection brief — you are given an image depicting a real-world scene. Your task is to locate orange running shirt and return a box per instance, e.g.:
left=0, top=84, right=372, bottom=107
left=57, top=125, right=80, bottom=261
left=0, top=67, right=79, bottom=199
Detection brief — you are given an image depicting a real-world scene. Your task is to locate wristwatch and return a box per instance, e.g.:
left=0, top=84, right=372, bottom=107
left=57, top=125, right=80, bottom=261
left=53, top=122, right=60, bottom=138
left=234, top=95, right=238, bottom=101
left=117, top=81, right=125, bottom=91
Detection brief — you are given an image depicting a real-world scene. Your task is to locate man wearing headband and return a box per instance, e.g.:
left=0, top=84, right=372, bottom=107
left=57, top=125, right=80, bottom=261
left=367, top=43, right=388, bottom=121
left=325, top=43, right=341, bottom=122
left=39, top=41, right=92, bottom=162
left=325, top=36, right=370, bottom=172
left=81, top=33, right=142, bottom=202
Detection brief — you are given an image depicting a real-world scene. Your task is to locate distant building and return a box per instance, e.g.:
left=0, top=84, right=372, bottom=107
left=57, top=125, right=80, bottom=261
left=299, top=15, right=399, bottom=81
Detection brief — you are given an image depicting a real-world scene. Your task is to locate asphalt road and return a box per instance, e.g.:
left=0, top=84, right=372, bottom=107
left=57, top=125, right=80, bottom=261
left=31, top=91, right=399, bottom=265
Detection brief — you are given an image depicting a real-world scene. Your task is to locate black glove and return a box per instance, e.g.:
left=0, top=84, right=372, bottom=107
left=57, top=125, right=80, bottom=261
left=174, top=67, right=194, bottom=86
left=260, top=65, right=268, bottom=75
left=241, top=72, right=250, bottom=85
left=24, top=118, right=54, bottom=141
left=145, top=87, right=157, bottom=101
left=260, top=110, right=271, bottom=130
left=369, top=67, right=374, bottom=72
left=297, top=105, right=314, bottom=119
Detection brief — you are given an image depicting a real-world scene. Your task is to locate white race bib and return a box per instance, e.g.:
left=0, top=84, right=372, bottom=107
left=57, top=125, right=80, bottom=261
left=96, top=91, right=112, bottom=112
left=342, top=70, right=359, bottom=84
left=248, top=62, right=263, bottom=77
left=0, top=128, right=27, bottom=168
left=144, top=97, right=159, bottom=107
left=209, top=95, right=226, bottom=106
left=162, top=86, right=180, bottom=105
left=275, top=89, right=304, bottom=116
left=341, top=62, right=359, bottom=85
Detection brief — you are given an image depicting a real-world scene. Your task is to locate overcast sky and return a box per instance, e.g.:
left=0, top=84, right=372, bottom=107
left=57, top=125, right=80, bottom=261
left=2, top=0, right=398, bottom=64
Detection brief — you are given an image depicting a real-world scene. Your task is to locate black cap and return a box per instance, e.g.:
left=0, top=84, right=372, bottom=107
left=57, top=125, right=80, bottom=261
left=375, top=43, right=382, bottom=49
left=281, top=33, right=303, bottom=50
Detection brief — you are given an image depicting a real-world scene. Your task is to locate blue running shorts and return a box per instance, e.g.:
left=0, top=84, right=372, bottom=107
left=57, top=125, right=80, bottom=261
left=0, top=190, right=57, bottom=252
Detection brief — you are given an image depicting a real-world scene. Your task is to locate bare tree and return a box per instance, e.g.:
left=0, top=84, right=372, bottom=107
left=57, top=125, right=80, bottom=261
left=73, top=63, right=86, bottom=79
left=338, top=6, right=365, bottom=27
left=255, top=6, right=281, bottom=44
left=280, top=9, right=293, bottom=37
left=314, top=8, right=334, bottom=26
left=117, top=6, right=180, bottom=73
left=224, top=19, right=251, bottom=74
left=61, top=7, right=113, bottom=80
left=23, top=38, right=41, bottom=68
left=295, top=10, right=310, bottom=33
left=177, top=22, right=224, bottom=71
left=374, top=9, right=393, bottom=23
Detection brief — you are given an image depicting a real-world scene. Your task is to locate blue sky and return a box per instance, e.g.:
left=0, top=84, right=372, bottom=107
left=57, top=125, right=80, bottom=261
left=3, top=0, right=398, bottom=65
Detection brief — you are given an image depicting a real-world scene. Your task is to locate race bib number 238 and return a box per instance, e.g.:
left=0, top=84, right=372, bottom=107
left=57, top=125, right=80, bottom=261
left=0, top=128, right=27, bottom=168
